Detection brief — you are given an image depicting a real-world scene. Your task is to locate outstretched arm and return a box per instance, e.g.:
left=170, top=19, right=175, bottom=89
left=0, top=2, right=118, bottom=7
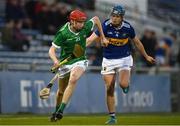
left=86, top=32, right=99, bottom=47
left=91, top=16, right=109, bottom=46
left=132, top=36, right=156, bottom=64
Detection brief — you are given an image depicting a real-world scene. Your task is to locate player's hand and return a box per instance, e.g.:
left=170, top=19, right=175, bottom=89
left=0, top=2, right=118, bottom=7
left=101, top=37, right=109, bottom=47
left=50, top=60, right=59, bottom=73
left=39, top=87, right=50, bottom=99
left=53, top=60, right=59, bottom=67
left=145, top=56, right=156, bottom=64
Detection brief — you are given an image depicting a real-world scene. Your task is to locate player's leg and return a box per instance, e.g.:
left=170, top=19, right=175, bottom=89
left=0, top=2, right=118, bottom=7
left=50, top=74, right=69, bottom=122
left=104, top=74, right=116, bottom=114
left=54, top=60, right=88, bottom=120
left=56, top=75, right=70, bottom=109
left=103, top=74, right=117, bottom=124
left=55, top=66, right=86, bottom=120
left=101, top=58, right=117, bottom=124
left=118, top=55, right=133, bottom=93
left=119, top=69, right=131, bottom=93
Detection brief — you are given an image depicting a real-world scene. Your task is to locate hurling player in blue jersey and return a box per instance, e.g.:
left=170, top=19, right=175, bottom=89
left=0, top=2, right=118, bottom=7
left=87, top=5, right=155, bottom=124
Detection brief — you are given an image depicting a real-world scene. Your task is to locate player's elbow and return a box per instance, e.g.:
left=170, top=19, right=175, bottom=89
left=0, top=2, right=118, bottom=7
left=133, top=37, right=141, bottom=46
left=93, top=16, right=99, bottom=20
left=92, top=16, right=100, bottom=24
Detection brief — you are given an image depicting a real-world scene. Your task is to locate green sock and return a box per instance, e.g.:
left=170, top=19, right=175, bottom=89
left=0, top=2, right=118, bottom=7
left=53, top=105, right=60, bottom=113
left=56, top=105, right=60, bottom=111
left=57, top=103, right=66, bottom=113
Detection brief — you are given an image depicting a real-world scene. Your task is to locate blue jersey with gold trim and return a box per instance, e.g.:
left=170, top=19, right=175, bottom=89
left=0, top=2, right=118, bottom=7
left=95, top=19, right=136, bottom=59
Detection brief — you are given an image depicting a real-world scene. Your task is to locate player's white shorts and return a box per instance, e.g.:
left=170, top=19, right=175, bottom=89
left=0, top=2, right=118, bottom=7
left=101, top=55, right=133, bottom=75
left=58, top=60, right=88, bottom=78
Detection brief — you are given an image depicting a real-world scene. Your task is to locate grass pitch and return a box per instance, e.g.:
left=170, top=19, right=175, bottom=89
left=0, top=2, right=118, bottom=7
left=0, top=113, right=180, bottom=125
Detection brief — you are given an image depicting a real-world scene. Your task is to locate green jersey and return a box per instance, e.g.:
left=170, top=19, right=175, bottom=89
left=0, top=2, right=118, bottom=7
left=52, top=19, right=94, bottom=65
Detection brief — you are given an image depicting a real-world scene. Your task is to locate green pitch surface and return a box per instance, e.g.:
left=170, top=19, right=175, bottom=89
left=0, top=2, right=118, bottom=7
left=0, top=113, right=180, bottom=125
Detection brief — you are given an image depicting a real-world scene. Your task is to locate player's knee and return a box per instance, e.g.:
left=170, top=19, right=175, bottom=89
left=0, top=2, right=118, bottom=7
left=69, top=78, right=77, bottom=85
left=69, top=73, right=79, bottom=84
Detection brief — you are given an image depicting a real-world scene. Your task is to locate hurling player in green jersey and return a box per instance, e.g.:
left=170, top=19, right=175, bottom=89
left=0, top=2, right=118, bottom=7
left=48, top=9, right=108, bottom=122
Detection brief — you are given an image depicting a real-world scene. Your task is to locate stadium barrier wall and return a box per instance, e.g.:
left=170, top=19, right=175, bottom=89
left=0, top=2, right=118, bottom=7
left=0, top=71, right=171, bottom=114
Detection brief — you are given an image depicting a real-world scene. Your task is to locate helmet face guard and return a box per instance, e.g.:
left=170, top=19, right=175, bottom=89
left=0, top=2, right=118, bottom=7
left=69, top=10, right=87, bottom=22
left=111, top=5, right=125, bottom=16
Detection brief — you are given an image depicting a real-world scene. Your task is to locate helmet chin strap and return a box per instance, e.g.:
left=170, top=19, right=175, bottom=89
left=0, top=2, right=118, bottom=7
left=70, top=21, right=81, bottom=33
left=112, top=23, right=122, bottom=29
left=112, top=23, right=121, bottom=27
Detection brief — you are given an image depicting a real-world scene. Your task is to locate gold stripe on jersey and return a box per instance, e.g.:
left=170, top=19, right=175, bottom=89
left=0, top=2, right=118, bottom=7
left=107, top=37, right=128, bottom=46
